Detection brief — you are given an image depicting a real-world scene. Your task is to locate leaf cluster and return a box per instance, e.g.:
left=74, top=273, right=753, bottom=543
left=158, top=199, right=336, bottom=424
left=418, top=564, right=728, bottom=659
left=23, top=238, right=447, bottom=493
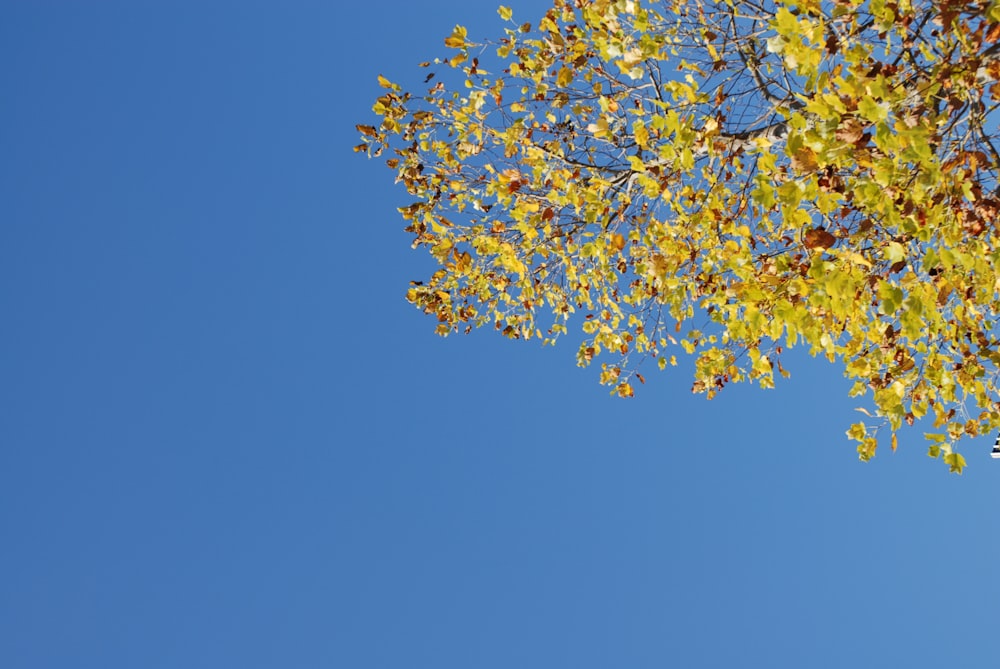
left=359, top=0, right=1000, bottom=471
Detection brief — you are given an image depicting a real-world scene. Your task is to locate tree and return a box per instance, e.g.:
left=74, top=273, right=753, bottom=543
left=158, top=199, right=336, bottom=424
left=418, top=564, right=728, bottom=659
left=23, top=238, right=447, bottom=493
left=358, top=0, right=1000, bottom=471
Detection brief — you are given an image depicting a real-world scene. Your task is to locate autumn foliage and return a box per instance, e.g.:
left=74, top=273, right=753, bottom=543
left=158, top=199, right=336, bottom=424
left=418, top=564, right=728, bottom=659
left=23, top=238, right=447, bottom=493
left=359, top=0, right=1000, bottom=471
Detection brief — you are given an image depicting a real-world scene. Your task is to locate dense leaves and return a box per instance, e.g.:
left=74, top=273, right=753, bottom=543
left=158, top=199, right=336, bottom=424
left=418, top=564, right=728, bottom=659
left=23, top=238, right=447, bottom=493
left=359, top=0, right=1000, bottom=471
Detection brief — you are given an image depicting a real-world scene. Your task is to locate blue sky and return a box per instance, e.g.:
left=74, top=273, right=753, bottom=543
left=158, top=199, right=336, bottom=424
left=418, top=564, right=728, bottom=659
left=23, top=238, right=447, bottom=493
left=3, top=1, right=1000, bottom=667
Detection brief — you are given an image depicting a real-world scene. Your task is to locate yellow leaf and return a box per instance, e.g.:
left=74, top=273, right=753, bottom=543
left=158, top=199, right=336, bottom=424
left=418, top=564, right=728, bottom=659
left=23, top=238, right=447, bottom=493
left=633, top=120, right=649, bottom=148
left=444, top=25, right=468, bottom=49
left=841, top=251, right=872, bottom=268
left=626, top=155, right=647, bottom=172
left=498, top=5, right=513, bottom=21
left=616, top=382, right=634, bottom=398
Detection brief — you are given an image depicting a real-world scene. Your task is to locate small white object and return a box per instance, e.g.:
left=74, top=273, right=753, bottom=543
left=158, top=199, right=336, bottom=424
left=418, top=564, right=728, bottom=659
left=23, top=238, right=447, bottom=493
left=992, top=434, right=1000, bottom=459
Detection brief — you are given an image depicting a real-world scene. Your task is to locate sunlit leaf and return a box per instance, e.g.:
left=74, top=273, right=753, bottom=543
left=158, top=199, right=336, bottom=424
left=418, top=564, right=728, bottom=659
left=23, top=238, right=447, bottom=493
left=444, top=25, right=467, bottom=49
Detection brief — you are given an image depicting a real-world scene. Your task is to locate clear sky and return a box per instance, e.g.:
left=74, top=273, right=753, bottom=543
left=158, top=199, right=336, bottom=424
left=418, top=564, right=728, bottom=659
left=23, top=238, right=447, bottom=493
left=3, top=1, right=1000, bottom=667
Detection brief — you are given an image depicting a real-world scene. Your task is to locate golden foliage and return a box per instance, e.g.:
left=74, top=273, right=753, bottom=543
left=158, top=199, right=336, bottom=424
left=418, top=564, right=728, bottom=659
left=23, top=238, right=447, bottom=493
left=360, top=0, right=1000, bottom=472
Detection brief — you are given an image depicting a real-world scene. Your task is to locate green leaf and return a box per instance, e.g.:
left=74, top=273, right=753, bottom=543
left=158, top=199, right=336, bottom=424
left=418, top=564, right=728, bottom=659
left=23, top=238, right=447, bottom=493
left=944, top=452, right=966, bottom=474
left=857, top=95, right=888, bottom=123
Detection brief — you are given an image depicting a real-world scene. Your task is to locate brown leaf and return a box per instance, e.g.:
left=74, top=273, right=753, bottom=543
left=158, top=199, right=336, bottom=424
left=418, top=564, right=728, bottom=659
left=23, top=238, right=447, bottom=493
left=834, top=118, right=865, bottom=145
left=803, top=227, right=837, bottom=250
left=987, top=22, right=1000, bottom=44
left=964, top=218, right=986, bottom=236
left=825, top=32, right=840, bottom=54
left=790, top=146, right=818, bottom=172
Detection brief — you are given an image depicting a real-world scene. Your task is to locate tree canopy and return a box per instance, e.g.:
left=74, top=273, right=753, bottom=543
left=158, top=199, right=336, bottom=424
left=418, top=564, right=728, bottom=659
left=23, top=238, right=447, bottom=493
left=358, top=0, right=1000, bottom=471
